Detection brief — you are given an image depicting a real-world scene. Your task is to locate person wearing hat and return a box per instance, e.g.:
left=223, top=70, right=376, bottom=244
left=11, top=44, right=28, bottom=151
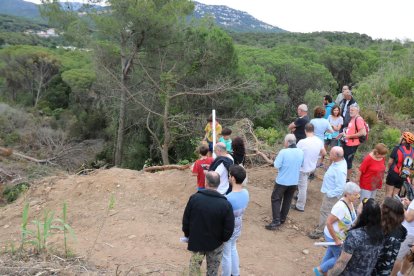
left=385, top=131, right=414, bottom=197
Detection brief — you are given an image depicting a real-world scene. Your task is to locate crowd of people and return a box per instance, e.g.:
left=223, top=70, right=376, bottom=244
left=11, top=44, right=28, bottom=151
left=184, top=115, right=249, bottom=275
left=181, top=87, right=414, bottom=275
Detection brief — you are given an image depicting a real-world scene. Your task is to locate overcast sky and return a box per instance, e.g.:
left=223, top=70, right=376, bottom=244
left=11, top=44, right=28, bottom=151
left=197, top=0, right=414, bottom=41
left=26, top=0, right=414, bottom=40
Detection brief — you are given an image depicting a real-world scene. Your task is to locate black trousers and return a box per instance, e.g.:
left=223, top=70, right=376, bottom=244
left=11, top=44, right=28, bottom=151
left=271, top=183, right=297, bottom=224
left=342, top=142, right=358, bottom=170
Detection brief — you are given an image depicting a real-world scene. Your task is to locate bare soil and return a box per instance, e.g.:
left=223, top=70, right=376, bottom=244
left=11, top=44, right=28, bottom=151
left=0, top=166, right=333, bottom=275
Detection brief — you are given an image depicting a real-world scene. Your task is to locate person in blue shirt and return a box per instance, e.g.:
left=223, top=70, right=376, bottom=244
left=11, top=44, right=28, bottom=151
left=308, top=146, right=347, bottom=239
left=265, top=134, right=304, bottom=230
left=323, top=95, right=335, bottom=119
left=219, top=128, right=233, bottom=153
left=221, top=165, right=250, bottom=276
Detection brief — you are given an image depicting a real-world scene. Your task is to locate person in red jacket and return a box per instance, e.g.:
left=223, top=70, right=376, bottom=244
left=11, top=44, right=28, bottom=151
left=191, top=145, right=214, bottom=190
left=385, top=132, right=414, bottom=197
left=358, top=143, right=388, bottom=200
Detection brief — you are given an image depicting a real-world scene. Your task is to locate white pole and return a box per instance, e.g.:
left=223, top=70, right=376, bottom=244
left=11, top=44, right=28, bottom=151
left=212, top=109, right=216, bottom=158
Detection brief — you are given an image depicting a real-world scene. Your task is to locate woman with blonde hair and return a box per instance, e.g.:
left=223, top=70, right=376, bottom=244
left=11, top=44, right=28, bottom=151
left=359, top=143, right=388, bottom=200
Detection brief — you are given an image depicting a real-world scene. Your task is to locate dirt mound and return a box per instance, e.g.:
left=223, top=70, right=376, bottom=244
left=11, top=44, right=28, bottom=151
left=0, top=167, right=329, bottom=275
left=0, top=254, right=106, bottom=275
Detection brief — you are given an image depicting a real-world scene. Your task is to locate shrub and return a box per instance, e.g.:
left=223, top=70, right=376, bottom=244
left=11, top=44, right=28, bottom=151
left=69, top=109, right=107, bottom=139
left=3, top=182, right=30, bottom=203
left=3, top=131, right=20, bottom=146
left=395, top=98, right=414, bottom=117
left=360, top=109, right=378, bottom=127
left=304, top=89, right=325, bottom=117
left=254, top=127, right=284, bottom=146
left=382, top=127, right=401, bottom=149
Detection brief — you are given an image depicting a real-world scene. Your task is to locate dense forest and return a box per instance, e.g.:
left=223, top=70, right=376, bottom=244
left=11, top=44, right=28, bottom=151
left=0, top=0, right=413, bottom=170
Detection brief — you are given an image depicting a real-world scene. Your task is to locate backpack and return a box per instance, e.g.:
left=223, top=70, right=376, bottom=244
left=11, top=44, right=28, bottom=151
left=399, top=146, right=414, bottom=179
left=355, top=116, right=369, bottom=143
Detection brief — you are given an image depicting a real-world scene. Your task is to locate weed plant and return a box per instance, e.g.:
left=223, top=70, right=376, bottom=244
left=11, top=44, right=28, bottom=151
left=20, top=203, right=29, bottom=253
left=54, top=202, right=76, bottom=257
left=19, top=202, right=76, bottom=257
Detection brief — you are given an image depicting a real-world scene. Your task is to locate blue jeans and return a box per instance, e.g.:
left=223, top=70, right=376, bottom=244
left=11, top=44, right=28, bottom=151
left=320, top=235, right=342, bottom=273
left=221, top=235, right=239, bottom=276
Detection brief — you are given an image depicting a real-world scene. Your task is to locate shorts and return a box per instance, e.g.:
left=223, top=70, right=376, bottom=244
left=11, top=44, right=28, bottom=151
left=386, top=171, right=405, bottom=189
left=397, top=235, right=414, bottom=260
left=342, top=144, right=359, bottom=170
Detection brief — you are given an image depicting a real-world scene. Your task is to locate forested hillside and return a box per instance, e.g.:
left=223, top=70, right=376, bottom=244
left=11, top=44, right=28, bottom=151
left=0, top=0, right=413, bottom=171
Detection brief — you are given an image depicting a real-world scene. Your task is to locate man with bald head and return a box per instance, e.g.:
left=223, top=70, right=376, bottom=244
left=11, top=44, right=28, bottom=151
left=288, top=104, right=310, bottom=143
left=308, top=146, right=348, bottom=239
left=209, top=142, right=234, bottom=194
left=265, top=134, right=304, bottom=230
left=182, top=171, right=235, bottom=275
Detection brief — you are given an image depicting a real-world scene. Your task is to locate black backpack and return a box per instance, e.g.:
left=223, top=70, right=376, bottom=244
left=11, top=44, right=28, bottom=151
left=354, top=116, right=369, bottom=143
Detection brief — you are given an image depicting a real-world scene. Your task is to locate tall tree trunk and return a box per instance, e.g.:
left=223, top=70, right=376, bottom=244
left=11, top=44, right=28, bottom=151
left=11, top=88, right=16, bottom=102
left=114, top=74, right=126, bottom=166
left=161, top=96, right=171, bottom=165
left=34, top=76, right=43, bottom=108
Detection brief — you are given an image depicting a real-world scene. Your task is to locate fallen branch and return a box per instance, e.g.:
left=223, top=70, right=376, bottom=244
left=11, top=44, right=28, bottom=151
left=143, top=164, right=191, bottom=172
left=246, top=149, right=274, bottom=165
left=255, top=151, right=274, bottom=165
left=11, top=151, right=57, bottom=165
left=76, top=169, right=95, bottom=175
left=0, top=146, right=58, bottom=165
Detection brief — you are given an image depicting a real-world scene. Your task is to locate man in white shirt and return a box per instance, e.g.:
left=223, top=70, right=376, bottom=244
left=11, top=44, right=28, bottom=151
left=208, top=142, right=234, bottom=194
left=293, top=123, right=326, bottom=212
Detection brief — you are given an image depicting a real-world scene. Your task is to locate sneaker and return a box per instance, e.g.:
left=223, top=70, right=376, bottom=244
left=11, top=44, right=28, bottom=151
left=291, top=205, right=304, bottom=212
left=308, top=230, right=323, bottom=239
left=313, top=267, right=322, bottom=276
left=265, top=222, right=280, bottom=231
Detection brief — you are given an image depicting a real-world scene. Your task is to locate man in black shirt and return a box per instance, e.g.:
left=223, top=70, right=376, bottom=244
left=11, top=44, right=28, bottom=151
left=288, top=104, right=309, bottom=143
left=182, top=171, right=235, bottom=275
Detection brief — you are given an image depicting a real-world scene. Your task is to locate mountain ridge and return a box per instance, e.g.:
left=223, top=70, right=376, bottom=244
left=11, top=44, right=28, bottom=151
left=0, top=0, right=286, bottom=33
left=193, top=1, right=285, bottom=33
